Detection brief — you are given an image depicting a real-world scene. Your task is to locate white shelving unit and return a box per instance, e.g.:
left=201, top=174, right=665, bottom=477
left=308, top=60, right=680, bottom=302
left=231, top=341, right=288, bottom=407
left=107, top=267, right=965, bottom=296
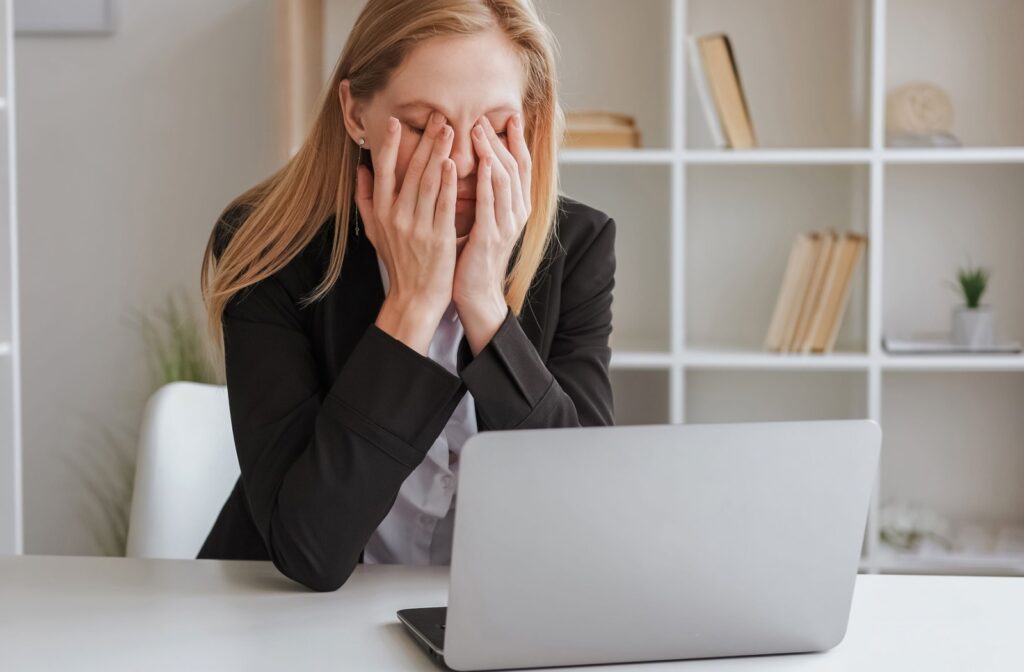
left=0, top=0, right=20, bottom=556
left=543, top=0, right=1024, bottom=575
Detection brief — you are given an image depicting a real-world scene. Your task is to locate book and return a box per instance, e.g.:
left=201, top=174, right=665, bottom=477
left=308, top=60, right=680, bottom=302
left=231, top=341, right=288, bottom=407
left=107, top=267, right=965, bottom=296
left=764, top=231, right=819, bottom=352
left=822, top=233, right=866, bottom=353
left=788, top=230, right=837, bottom=351
left=804, top=232, right=866, bottom=353
left=563, top=110, right=641, bottom=149
left=687, top=35, right=727, bottom=149
left=696, top=33, right=757, bottom=149
left=886, top=131, right=962, bottom=148
left=799, top=232, right=847, bottom=353
left=883, top=333, right=1022, bottom=354
left=764, top=230, right=867, bottom=354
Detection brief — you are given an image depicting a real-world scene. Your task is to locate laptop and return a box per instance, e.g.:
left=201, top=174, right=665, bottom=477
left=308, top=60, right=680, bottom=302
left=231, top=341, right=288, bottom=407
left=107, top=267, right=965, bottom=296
left=397, top=418, right=881, bottom=671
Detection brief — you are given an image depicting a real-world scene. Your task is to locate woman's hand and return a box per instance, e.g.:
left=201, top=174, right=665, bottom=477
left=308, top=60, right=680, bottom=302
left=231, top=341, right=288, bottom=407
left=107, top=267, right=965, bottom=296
left=454, top=112, right=533, bottom=356
left=354, top=111, right=458, bottom=355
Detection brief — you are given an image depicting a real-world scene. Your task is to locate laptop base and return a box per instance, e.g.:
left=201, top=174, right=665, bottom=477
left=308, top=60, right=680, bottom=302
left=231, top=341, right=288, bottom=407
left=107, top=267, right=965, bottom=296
left=398, top=607, right=448, bottom=665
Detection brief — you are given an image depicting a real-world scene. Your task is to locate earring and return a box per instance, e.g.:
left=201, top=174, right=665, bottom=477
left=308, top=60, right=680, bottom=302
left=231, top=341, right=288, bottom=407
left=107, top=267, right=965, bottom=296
left=355, top=137, right=366, bottom=237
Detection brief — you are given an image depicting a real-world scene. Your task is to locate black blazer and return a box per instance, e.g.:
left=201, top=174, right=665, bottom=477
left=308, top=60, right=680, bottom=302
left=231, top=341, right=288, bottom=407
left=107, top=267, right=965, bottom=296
left=197, top=194, right=617, bottom=591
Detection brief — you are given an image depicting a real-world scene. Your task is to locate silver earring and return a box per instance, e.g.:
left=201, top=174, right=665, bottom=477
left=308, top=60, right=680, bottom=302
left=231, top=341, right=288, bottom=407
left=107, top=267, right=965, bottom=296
left=355, top=137, right=366, bottom=237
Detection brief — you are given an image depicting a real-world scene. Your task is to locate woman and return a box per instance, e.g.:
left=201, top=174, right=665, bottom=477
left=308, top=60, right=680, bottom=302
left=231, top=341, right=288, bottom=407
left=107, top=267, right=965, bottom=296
left=198, top=0, right=616, bottom=592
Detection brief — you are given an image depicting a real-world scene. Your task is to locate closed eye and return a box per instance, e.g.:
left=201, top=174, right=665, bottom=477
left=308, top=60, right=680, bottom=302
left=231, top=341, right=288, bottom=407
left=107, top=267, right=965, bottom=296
left=406, top=123, right=508, bottom=139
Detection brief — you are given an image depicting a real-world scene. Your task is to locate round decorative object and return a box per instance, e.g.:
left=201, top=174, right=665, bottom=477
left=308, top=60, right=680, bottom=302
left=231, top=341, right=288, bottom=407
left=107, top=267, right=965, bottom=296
left=886, top=82, right=954, bottom=135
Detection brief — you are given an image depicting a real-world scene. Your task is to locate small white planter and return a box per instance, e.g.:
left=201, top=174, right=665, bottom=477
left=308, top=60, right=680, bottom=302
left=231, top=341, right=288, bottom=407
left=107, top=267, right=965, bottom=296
left=951, top=304, right=994, bottom=349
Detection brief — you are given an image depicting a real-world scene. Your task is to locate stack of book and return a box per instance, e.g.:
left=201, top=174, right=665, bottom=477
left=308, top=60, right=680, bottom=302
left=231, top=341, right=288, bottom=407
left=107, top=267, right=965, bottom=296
left=688, top=32, right=757, bottom=149
left=764, top=230, right=867, bottom=354
left=563, top=110, right=641, bottom=149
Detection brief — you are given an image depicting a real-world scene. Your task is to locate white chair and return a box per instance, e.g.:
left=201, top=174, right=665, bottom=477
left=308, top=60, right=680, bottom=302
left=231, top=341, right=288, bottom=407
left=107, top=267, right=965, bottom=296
left=126, top=381, right=240, bottom=559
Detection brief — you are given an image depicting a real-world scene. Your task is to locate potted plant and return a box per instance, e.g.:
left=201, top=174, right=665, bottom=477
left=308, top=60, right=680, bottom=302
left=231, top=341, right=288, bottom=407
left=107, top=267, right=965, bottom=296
left=66, top=288, right=220, bottom=556
left=947, top=263, right=993, bottom=349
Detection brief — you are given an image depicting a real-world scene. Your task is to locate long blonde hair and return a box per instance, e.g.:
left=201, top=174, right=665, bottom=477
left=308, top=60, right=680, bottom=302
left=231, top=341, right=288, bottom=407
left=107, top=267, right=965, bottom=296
left=200, top=0, right=565, bottom=371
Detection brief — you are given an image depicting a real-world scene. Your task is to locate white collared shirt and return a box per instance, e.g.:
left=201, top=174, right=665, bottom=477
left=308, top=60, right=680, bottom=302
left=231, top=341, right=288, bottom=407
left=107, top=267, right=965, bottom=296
left=362, top=253, right=478, bottom=565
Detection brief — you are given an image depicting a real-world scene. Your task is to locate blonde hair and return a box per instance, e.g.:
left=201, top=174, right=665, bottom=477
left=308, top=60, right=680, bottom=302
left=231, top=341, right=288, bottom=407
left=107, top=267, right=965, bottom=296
left=200, top=0, right=566, bottom=372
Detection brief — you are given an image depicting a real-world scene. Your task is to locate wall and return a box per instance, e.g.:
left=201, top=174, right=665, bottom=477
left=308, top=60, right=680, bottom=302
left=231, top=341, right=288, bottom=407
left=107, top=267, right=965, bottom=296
left=16, top=0, right=278, bottom=554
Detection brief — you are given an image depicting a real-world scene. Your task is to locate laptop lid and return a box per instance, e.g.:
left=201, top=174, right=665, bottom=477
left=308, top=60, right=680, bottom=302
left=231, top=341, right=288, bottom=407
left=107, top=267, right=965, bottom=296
left=440, top=419, right=880, bottom=671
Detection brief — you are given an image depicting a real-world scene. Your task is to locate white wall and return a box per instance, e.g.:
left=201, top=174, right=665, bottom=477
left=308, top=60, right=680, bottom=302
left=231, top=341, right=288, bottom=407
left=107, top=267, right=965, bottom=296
left=16, top=0, right=278, bottom=554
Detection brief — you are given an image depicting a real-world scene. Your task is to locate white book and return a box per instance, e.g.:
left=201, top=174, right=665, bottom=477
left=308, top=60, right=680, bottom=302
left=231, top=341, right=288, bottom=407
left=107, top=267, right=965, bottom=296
left=883, top=331, right=1022, bottom=354
left=687, top=35, right=727, bottom=149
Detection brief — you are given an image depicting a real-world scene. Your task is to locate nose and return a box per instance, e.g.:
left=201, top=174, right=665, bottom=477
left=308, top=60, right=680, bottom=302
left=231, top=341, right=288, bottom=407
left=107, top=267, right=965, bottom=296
left=447, top=124, right=479, bottom=178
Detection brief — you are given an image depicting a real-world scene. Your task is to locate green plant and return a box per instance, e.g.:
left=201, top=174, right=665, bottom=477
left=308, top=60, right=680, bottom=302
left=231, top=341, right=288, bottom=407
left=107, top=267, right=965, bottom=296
left=62, top=418, right=136, bottom=556
left=945, top=263, right=990, bottom=309
left=128, top=288, right=221, bottom=391
left=71, top=288, right=222, bottom=556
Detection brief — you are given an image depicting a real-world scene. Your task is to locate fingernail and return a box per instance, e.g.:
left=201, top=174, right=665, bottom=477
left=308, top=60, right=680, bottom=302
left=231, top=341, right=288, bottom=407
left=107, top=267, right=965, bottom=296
left=513, top=113, right=521, bottom=127
left=388, top=116, right=398, bottom=132
left=474, top=124, right=483, bottom=138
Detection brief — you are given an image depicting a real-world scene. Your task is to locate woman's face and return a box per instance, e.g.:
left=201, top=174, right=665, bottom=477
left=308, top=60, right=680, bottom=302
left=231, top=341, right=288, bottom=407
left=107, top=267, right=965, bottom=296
left=341, top=29, right=526, bottom=238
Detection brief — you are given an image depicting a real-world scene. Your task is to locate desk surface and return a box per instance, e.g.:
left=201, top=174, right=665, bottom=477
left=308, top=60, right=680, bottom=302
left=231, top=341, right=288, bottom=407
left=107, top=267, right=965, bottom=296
left=0, top=555, right=1020, bottom=671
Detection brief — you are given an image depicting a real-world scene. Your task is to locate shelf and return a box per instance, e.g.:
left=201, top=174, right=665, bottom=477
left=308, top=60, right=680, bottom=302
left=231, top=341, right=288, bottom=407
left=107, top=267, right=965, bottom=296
left=560, top=148, right=1024, bottom=165
left=875, top=547, right=1024, bottom=576
left=683, top=347, right=869, bottom=371
left=887, top=0, right=1024, bottom=148
left=539, top=0, right=674, bottom=150
left=561, top=148, right=875, bottom=165
left=880, top=372, right=1024, bottom=542
left=883, top=164, right=1024, bottom=352
left=685, top=164, right=869, bottom=353
left=684, top=149, right=872, bottom=164
left=564, top=0, right=1024, bottom=577
left=684, top=369, right=868, bottom=423
left=686, top=0, right=871, bottom=149
left=559, top=149, right=675, bottom=165
left=561, top=163, right=673, bottom=353
left=610, top=350, right=674, bottom=370
left=610, top=368, right=671, bottom=425
left=881, top=354, right=1024, bottom=372
left=883, top=148, right=1024, bottom=164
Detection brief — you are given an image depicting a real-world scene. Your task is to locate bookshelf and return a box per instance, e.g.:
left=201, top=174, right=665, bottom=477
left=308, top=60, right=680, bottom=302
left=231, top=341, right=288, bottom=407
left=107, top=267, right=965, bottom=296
left=321, top=0, right=1024, bottom=575
left=0, top=0, right=20, bottom=555
left=539, top=0, right=1024, bottom=576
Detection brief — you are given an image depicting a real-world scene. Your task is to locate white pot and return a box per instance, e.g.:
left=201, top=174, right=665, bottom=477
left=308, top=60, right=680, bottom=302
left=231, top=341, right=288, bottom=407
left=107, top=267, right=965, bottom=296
left=951, top=304, right=994, bottom=349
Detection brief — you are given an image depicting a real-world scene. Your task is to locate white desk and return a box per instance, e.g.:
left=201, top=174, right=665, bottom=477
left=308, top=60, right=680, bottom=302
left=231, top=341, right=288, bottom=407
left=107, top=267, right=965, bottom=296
left=0, top=555, right=1020, bottom=671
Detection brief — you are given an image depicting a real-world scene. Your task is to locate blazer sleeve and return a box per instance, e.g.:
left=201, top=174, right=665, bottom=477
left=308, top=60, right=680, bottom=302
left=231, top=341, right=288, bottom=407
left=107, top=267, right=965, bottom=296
left=458, top=215, right=616, bottom=429
left=218, top=253, right=467, bottom=592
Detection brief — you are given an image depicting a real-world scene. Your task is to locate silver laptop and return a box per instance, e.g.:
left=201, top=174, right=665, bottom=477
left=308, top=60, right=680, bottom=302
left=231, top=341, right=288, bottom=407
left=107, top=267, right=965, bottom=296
left=397, top=418, right=881, bottom=671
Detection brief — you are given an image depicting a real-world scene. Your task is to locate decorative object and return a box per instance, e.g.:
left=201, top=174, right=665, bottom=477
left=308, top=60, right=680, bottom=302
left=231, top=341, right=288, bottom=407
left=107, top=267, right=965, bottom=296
left=13, top=0, right=116, bottom=35
left=880, top=500, right=1024, bottom=563
left=884, top=263, right=1020, bottom=354
left=885, top=81, right=960, bottom=147
left=948, top=264, right=994, bottom=348
left=879, top=500, right=954, bottom=552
